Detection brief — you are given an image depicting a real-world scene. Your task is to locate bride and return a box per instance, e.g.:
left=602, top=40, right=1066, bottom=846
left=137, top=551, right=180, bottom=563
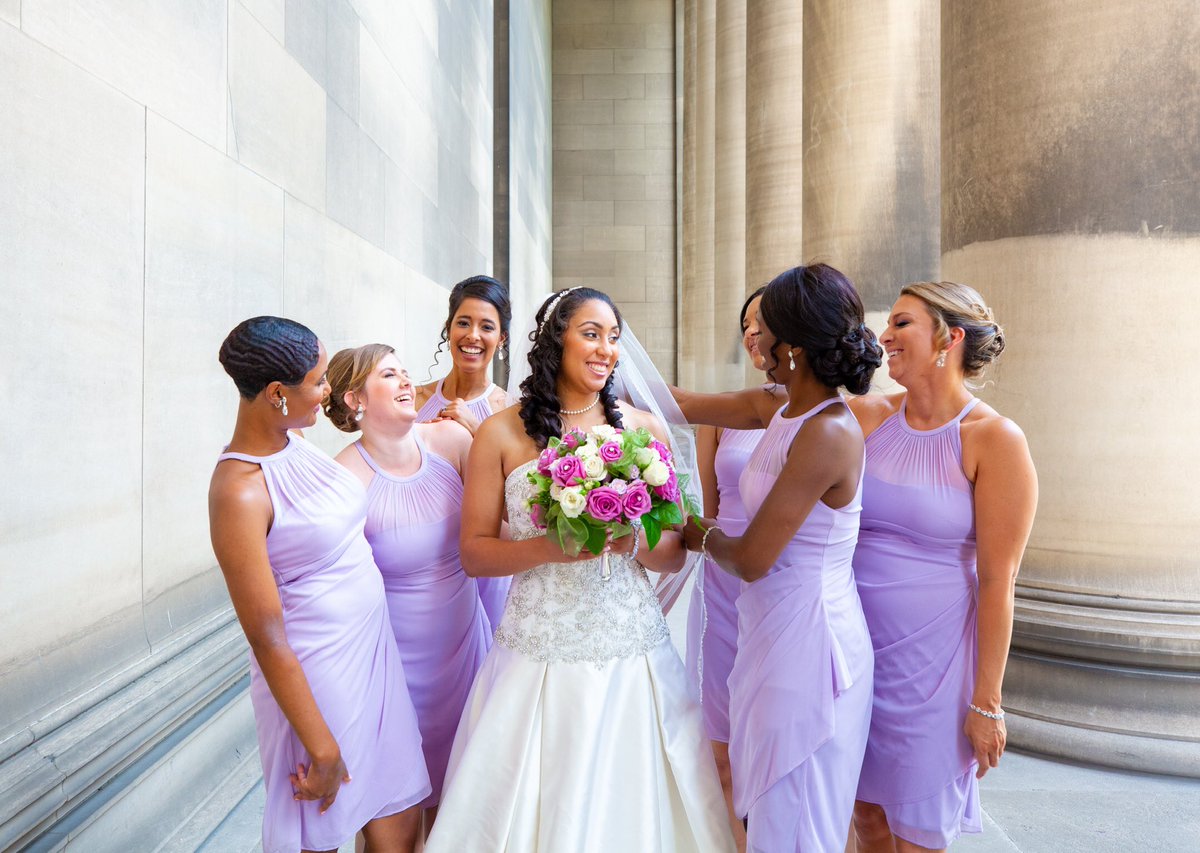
left=424, top=287, right=736, bottom=852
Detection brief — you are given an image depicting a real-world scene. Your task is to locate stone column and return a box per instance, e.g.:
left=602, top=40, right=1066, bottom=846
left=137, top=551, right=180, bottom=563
left=680, top=0, right=718, bottom=391
left=802, top=0, right=940, bottom=315
left=942, top=0, right=1200, bottom=776
left=745, top=0, right=804, bottom=292
left=678, top=0, right=699, bottom=390
left=714, top=0, right=748, bottom=390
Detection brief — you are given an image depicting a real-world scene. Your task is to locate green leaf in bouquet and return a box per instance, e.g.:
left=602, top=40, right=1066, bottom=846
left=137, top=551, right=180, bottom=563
left=554, top=515, right=585, bottom=557
left=527, top=471, right=552, bottom=491
left=658, top=500, right=683, bottom=526
left=642, top=513, right=662, bottom=551
left=584, top=522, right=608, bottom=556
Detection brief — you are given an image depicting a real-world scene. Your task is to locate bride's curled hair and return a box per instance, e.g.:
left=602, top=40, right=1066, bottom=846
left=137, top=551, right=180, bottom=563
left=519, top=287, right=625, bottom=448
left=760, top=264, right=883, bottom=395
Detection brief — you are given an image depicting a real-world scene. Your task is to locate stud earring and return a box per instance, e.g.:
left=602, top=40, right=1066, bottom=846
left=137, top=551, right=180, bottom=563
left=279, top=396, right=289, bottom=416
left=788, top=350, right=796, bottom=370
left=936, top=352, right=946, bottom=368
left=355, top=403, right=365, bottom=422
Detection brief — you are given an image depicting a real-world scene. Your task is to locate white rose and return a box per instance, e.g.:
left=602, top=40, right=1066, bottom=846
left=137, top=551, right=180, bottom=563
left=575, top=440, right=599, bottom=459
left=642, top=458, right=670, bottom=487
left=634, top=447, right=656, bottom=467
left=559, top=486, right=586, bottom=518
left=582, top=455, right=605, bottom=480
left=591, top=424, right=617, bottom=441
left=550, top=483, right=564, bottom=501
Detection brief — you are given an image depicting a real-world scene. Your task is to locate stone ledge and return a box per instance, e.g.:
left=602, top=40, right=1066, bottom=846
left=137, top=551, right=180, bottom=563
left=0, top=615, right=249, bottom=851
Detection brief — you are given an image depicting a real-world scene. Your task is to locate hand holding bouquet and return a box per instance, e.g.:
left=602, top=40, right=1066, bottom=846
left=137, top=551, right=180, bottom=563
left=525, top=424, right=698, bottom=579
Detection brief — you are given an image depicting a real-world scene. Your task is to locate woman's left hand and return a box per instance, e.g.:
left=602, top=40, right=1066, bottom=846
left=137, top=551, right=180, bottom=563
left=604, top=528, right=638, bottom=557
left=436, top=398, right=482, bottom=435
left=682, top=516, right=715, bottom=553
left=963, top=709, right=1007, bottom=779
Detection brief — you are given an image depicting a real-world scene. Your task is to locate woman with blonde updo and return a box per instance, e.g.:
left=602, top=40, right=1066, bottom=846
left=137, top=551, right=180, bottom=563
left=326, top=344, right=488, bottom=838
left=848, top=283, right=1038, bottom=852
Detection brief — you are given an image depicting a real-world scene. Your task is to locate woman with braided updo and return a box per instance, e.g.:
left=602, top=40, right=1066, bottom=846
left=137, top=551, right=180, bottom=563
left=209, top=317, right=429, bottom=853
left=848, top=283, right=1037, bottom=853
left=673, top=263, right=882, bottom=852
left=425, top=288, right=736, bottom=853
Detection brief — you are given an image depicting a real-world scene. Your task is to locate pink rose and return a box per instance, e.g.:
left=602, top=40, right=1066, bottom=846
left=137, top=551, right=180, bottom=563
left=537, top=446, right=558, bottom=475
left=551, top=454, right=586, bottom=487
left=562, top=429, right=584, bottom=450
left=649, top=439, right=673, bottom=465
left=585, top=486, right=624, bottom=522
left=622, top=481, right=653, bottom=519
left=530, top=502, right=548, bottom=530
left=653, top=470, right=680, bottom=503
left=599, top=440, right=623, bottom=463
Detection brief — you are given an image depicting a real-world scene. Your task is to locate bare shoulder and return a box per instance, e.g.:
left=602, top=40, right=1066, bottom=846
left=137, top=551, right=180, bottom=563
left=419, top=419, right=472, bottom=458
left=616, top=400, right=668, bottom=442
left=963, top=404, right=1029, bottom=454
left=806, top=400, right=866, bottom=448
left=847, top=392, right=902, bottom=433
left=209, top=458, right=270, bottom=516
left=332, top=439, right=360, bottom=467
left=487, top=386, right=510, bottom=414
left=414, top=380, right=438, bottom=411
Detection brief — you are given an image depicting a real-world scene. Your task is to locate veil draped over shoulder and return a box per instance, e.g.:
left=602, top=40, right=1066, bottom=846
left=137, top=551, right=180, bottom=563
left=505, top=291, right=702, bottom=614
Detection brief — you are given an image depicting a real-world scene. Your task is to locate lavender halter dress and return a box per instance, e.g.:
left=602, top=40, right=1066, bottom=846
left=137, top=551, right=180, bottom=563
left=685, top=426, right=764, bottom=742
left=216, top=435, right=430, bottom=853
left=417, top=377, right=510, bottom=630
left=355, top=435, right=491, bottom=806
left=854, top=397, right=984, bottom=848
left=731, top=398, right=874, bottom=853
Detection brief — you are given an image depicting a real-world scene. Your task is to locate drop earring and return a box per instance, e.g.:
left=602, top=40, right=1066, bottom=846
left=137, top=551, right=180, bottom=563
left=936, top=352, right=946, bottom=368
left=497, top=346, right=506, bottom=362
left=788, top=349, right=796, bottom=370
left=355, top=403, right=365, bottom=422
left=279, top=396, right=289, bottom=416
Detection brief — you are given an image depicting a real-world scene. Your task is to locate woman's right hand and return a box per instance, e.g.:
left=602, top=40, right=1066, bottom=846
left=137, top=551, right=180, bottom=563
left=291, top=751, right=351, bottom=814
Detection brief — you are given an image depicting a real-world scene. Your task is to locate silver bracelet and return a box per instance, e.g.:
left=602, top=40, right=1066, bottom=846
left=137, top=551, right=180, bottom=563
left=629, top=521, right=641, bottom=564
left=700, top=524, right=722, bottom=559
left=968, top=703, right=1005, bottom=720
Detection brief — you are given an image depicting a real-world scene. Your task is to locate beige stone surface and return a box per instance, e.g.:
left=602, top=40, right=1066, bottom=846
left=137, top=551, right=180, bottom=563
left=141, top=113, right=285, bottom=640
left=22, top=0, right=227, bottom=150
left=0, top=1, right=18, bottom=26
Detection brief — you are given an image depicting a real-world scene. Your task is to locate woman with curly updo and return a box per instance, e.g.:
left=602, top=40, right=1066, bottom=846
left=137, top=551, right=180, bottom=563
left=849, top=283, right=1037, bottom=853
left=673, top=263, right=882, bottom=852
left=425, top=288, right=735, bottom=852
left=325, top=344, right=487, bottom=838
left=415, top=274, right=512, bottom=630
left=209, top=318, right=428, bottom=853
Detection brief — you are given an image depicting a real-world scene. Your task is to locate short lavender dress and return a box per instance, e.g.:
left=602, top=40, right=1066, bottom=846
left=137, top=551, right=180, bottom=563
left=417, top=377, right=510, bottom=630
left=730, top=398, right=874, bottom=852
left=216, top=435, right=430, bottom=853
left=854, top=397, right=984, bottom=848
left=685, top=426, right=763, bottom=742
left=355, top=435, right=491, bottom=806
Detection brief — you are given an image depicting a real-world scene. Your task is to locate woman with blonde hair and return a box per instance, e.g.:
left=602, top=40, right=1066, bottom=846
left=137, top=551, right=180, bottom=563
left=849, top=282, right=1038, bottom=852
left=326, top=344, right=488, bottom=837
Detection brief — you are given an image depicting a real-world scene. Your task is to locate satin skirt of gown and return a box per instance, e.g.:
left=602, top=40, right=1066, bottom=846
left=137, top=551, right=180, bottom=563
left=424, top=461, right=736, bottom=853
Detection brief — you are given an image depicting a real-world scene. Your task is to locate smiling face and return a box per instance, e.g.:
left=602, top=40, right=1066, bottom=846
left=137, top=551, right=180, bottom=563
left=558, top=298, right=621, bottom=395
left=755, top=309, right=792, bottom=383
left=449, top=296, right=504, bottom=371
left=880, top=294, right=943, bottom=385
left=281, top=342, right=330, bottom=428
left=356, top=353, right=417, bottom=428
left=741, top=294, right=765, bottom=370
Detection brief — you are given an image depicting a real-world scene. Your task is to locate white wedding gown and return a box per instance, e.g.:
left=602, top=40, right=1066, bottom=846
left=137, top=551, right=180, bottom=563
left=424, top=460, right=736, bottom=853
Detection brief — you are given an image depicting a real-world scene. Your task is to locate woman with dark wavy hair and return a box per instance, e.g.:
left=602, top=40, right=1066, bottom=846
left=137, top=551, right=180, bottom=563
left=848, top=283, right=1036, bottom=853
left=673, top=263, right=882, bottom=852
left=209, top=317, right=429, bottom=853
left=415, top=274, right=512, bottom=631
left=425, top=288, right=736, bottom=852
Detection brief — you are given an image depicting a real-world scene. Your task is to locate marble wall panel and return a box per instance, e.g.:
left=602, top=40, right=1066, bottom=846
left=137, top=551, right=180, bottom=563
left=0, top=2, right=18, bottom=26
left=0, top=23, right=146, bottom=720
left=22, top=0, right=226, bottom=150
left=285, top=0, right=328, bottom=88
left=326, top=97, right=387, bottom=250
left=141, top=113, right=285, bottom=644
left=229, top=1, right=326, bottom=210
left=240, top=0, right=285, bottom=41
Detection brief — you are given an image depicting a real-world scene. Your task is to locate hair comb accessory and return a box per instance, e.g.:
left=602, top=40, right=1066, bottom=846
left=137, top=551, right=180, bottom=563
left=536, top=287, right=581, bottom=338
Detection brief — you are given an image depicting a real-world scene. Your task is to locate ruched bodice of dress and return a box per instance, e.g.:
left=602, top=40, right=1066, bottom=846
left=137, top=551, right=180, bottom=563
left=416, top=378, right=498, bottom=424
left=494, top=459, right=670, bottom=664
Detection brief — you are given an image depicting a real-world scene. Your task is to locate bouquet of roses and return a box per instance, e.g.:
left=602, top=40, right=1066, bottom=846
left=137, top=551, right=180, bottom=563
left=526, top=424, right=698, bottom=579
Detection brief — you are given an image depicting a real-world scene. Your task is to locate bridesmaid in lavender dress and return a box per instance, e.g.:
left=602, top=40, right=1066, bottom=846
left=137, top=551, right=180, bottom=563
left=208, top=318, right=429, bottom=853
left=326, top=344, right=490, bottom=836
left=415, top=275, right=512, bottom=630
left=675, top=264, right=882, bottom=852
left=687, top=284, right=775, bottom=851
left=848, top=283, right=1037, bottom=853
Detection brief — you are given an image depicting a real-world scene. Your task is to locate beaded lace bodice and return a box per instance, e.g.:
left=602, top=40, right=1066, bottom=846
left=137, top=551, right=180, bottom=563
left=494, top=461, right=670, bottom=664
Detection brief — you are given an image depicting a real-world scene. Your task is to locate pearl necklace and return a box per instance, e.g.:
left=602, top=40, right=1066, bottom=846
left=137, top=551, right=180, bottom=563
left=559, top=394, right=601, bottom=416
